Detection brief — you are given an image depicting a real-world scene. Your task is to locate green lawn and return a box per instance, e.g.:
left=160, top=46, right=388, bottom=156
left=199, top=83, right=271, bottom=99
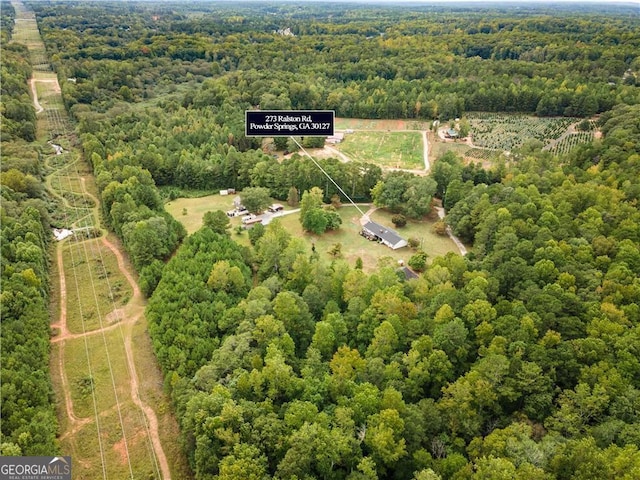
left=335, top=118, right=431, bottom=131
left=60, top=332, right=161, bottom=479
left=337, top=131, right=424, bottom=168
left=286, top=206, right=457, bottom=270
left=167, top=195, right=460, bottom=272
left=247, top=206, right=459, bottom=271
left=165, top=193, right=296, bottom=235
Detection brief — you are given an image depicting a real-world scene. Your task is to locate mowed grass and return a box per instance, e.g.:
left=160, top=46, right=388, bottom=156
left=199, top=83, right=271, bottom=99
left=58, top=372, right=162, bottom=479
left=165, top=193, right=297, bottom=235
left=335, top=117, right=431, bottom=131
left=68, top=404, right=161, bottom=480
left=54, top=237, right=189, bottom=478
left=62, top=238, right=132, bottom=334
left=34, top=72, right=64, bottom=105
left=167, top=195, right=460, bottom=271
left=337, top=131, right=424, bottom=168
left=64, top=330, right=130, bottom=417
left=251, top=206, right=458, bottom=270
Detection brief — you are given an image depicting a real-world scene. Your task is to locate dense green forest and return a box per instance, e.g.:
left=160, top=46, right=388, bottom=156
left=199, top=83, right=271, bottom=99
left=0, top=1, right=59, bottom=455
left=1, top=1, right=36, bottom=143
left=4, top=0, right=640, bottom=477
left=31, top=0, right=638, bottom=278
left=36, top=1, right=639, bottom=119
left=148, top=104, right=640, bottom=479
left=36, top=0, right=636, bottom=115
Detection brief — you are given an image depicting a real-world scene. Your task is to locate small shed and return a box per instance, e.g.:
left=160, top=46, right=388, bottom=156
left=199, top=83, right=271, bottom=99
left=361, top=221, right=408, bottom=250
left=53, top=228, right=74, bottom=241
left=445, top=128, right=459, bottom=139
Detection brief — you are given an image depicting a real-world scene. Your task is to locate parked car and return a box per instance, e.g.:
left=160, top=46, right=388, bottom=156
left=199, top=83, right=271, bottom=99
left=227, top=208, right=249, bottom=217
left=268, top=203, right=284, bottom=213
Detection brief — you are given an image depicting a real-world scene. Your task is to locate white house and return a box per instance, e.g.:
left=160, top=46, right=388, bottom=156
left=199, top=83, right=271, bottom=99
left=361, top=221, right=408, bottom=250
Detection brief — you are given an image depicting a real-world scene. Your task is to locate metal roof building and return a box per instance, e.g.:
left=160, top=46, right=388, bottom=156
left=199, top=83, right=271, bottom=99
left=361, top=220, right=408, bottom=250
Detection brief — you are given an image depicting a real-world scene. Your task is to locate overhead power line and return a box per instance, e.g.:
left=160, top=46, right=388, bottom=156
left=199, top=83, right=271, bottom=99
left=289, top=136, right=367, bottom=218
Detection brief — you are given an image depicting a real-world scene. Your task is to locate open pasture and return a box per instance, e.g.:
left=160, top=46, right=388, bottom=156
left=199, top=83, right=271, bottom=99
left=337, top=131, right=424, bottom=168
left=251, top=206, right=459, bottom=271
left=55, top=332, right=161, bottom=479
left=165, top=193, right=259, bottom=234
left=335, top=117, right=430, bottom=131
left=168, top=194, right=459, bottom=271
left=61, top=238, right=132, bottom=334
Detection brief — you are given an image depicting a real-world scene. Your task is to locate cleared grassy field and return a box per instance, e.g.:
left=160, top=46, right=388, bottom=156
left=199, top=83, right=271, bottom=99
left=61, top=238, right=132, bottom=335
left=64, top=330, right=130, bottom=417
left=335, top=118, right=430, bottom=131
left=168, top=195, right=459, bottom=271
left=270, top=206, right=458, bottom=270
left=20, top=5, right=189, bottom=476
left=337, top=131, right=424, bottom=168
left=55, top=329, right=161, bottom=479
left=165, top=193, right=293, bottom=234
left=335, top=114, right=581, bottom=168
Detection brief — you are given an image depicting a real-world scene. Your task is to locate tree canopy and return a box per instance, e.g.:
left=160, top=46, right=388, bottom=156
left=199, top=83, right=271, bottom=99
left=0, top=4, right=58, bottom=455
left=144, top=103, right=640, bottom=480
left=20, top=1, right=640, bottom=477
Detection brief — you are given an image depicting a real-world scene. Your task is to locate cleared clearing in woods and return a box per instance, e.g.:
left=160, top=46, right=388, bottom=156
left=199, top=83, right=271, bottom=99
left=12, top=0, right=190, bottom=476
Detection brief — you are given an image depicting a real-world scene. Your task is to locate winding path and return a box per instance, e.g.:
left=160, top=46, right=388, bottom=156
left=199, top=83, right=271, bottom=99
left=422, top=130, right=430, bottom=171
left=325, top=145, right=351, bottom=163
left=29, top=78, right=44, bottom=113
left=102, top=236, right=171, bottom=480
left=23, top=4, right=173, bottom=476
left=48, top=142, right=172, bottom=480
left=435, top=207, right=467, bottom=256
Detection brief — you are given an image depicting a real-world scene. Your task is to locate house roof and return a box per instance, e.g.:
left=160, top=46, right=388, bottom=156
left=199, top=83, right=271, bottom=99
left=363, top=221, right=406, bottom=246
left=401, top=266, right=420, bottom=280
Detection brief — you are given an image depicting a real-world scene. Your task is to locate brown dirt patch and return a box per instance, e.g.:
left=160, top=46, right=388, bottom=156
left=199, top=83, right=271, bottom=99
left=105, top=308, right=125, bottom=324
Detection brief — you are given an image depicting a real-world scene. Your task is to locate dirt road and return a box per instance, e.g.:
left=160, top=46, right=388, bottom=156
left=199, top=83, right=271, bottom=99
left=435, top=207, right=467, bottom=256
left=22, top=2, right=173, bottom=475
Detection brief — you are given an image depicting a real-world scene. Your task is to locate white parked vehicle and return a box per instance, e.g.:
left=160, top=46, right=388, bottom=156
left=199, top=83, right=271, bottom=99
left=227, top=208, right=249, bottom=217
